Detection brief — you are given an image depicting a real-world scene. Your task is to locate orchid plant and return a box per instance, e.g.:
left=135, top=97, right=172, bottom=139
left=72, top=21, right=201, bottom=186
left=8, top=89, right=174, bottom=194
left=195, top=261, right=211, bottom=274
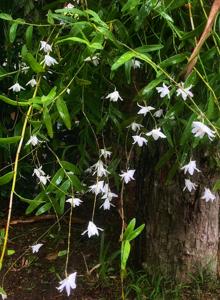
left=0, top=0, right=219, bottom=298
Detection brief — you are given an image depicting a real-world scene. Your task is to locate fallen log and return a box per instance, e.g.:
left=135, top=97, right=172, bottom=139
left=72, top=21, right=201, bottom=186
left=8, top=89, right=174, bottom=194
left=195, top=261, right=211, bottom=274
left=0, top=214, right=85, bottom=226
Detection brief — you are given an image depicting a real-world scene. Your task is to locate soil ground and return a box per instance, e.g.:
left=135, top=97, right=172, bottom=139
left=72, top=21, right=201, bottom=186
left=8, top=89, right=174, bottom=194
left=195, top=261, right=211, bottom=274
left=0, top=213, right=121, bottom=300
left=1, top=210, right=220, bottom=299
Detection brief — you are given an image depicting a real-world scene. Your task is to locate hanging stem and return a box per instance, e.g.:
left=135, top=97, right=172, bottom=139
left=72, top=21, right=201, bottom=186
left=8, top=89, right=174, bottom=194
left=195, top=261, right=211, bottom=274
left=0, top=77, right=41, bottom=269
left=0, top=105, right=32, bottom=269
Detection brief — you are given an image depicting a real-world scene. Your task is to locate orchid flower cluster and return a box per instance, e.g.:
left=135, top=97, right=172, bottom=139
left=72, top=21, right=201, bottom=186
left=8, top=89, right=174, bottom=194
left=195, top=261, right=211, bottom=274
left=156, top=83, right=217, bottom=201
left=26, top=77, right=216, bottom=297
left=81, top=149, right=117, bottom=237
left=105, top=82, right=216, bottom=206
left=6, top=77, right=217, bottom=299
left=8, top=40, right=58, bottom=93
left=181, top=160, right=216, bottom=202
left=40, top=41, right=58, bottom=67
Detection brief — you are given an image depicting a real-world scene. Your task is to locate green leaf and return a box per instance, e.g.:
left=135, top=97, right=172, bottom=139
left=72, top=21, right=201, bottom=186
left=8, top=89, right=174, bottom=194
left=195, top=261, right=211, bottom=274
left=185, top=71, right=198, bottom=86
left=36, top=202, right=52, bottom=215
left=69, top=174, right=83, bottom=191
left=22, top=52, right=45, bottom=73
left=122, top=0, right=141, bottom=12
left=180, top=23, right=205, bottom=41
left=56, top=97, right=71, bottom=130
left=141, top=77, right=164, bottom=96
left=126, top=224, right=145, bottom=241
left=14, top=192, right=33, bottom=204
left=25, top=193, right=45, bottom=214
left=159, top=11, right=174, bottom=23
left=43, top=107, right=53, bottom=138
left=213, top=180, right=220, bottom=192
left=0, top=171, right=14, bottom=185
left=57, top=195, right=65, bottom=215
left=21, top=44, right=28, bottom=57
left=0, top=136, right=21, bottom=145
left=9, top=23, right=18, bottom=43
left=14, top=18, right=25, bottom=24
left=47, top=10, right=54, bottom=25
left=0, top=13, right=13, bottom=21
left=163, top=124, right=173, bottom=147
left=41, top=87, right=57, bottom=105
left=58, top=250, right=67, bottom=257
left=85, top=9, right=108, bottom=28
left=56, top=179, right=71, bottom=197
left=207, top=96, right=217, bottom=120
left=113, top=19, right=129, bottom=41
left=180, top=114, right=196, bottom=146
left=25, top=25, right=33, bottom=49
left=7, top=249, right=15, bottom=256
left=60, top=161, right=80, bottom=175
left=49, top=13, right=81, bottom=24
left=55, top=8, right=86, bottom=17
left=0, top=95, right=30, bottom=106
left=96, top=26, right=118, bottom=45
left=159, top=53, right=187, bottom=68
left=31, top=87, right=57, bottom=106
left=165, top=0, right=187, bottom=10
left=56, top=180, right=71, bottom=214
left=135, top=52, right=157, bottom=72
left=123, top=218, right=136, bottom=240
left=111, top=51, right=135, bottom=71
left=47, top=168, right=65, bottom=192
left=135, top=44, right=164, bottom=53
left=56, top=37, right=103, bottom=49
left=121, top=240, right=131, bottom=271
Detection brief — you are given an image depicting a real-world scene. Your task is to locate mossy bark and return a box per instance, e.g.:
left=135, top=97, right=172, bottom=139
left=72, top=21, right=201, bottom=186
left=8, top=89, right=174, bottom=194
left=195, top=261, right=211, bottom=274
left=135, top=149, right=219, bottom=280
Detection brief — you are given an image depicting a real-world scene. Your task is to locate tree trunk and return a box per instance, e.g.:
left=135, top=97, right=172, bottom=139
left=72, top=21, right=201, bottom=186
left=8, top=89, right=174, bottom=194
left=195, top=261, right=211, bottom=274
left=135, top=148, right=219, bottom=281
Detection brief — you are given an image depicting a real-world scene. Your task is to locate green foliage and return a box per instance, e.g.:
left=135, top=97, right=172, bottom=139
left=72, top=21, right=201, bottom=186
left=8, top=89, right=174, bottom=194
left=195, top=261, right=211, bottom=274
left=121, top=219, right=145, bottom=275
left=0, top=0, right=218, bottom=218
left=0, top=171, right=14, bottom=186
left=0, top=1, right=219, bottom=299
left=0, top=0, right=218, bottom=245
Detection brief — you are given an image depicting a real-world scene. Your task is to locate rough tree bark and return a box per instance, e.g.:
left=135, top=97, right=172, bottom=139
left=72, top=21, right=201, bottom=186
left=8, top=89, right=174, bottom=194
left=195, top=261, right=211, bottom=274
left=135, top=147, right=219, bottom=281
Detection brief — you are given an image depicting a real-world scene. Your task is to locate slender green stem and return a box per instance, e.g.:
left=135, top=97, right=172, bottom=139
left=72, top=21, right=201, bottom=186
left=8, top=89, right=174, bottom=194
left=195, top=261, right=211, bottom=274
left=0, top=105, right=32, bottom=269
left=0, top=76, right=42, bottom=268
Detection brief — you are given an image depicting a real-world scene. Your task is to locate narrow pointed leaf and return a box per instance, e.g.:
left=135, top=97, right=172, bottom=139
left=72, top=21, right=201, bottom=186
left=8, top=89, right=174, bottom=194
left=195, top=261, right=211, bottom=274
left=23, top=52, right=44, bottom=73
left=159, top=53, right=187, bottom=68
left=9, top=23, right=18, bottom=43
left=36, top=202, right=52, bottom=215
left=43, top=107, right=53, bottom=138
left=0, top=13, right=13, bottom=21
left=126, top=224, right=145, bottom=241
left=25, top=25, right=33, bottom=49
left=0, top=136, right=21, bottom=145
left=0, top=95, right=30, bottom=106
left=56, top=97, right=71, bottom=129
left=135, top=44, right=164, bottom=53
left=121, top=240, right=131, bottom=271
left=0, top=171, right=14, bottom=185
left=111, top=51, right=135, bottom=71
